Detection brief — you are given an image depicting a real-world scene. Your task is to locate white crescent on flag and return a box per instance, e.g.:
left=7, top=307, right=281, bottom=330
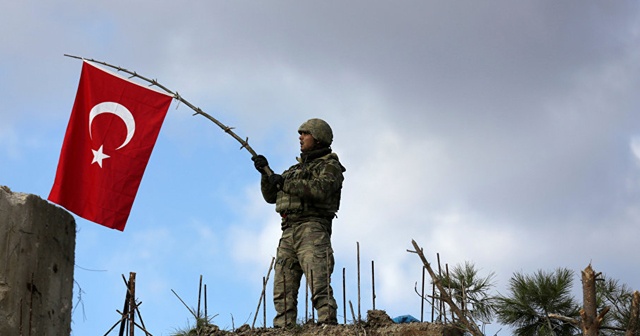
left=88, top=101, right=136, bottom=150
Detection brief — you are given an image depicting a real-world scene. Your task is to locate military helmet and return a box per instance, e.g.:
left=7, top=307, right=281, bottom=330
left=298, top=118, right=333, bottom=146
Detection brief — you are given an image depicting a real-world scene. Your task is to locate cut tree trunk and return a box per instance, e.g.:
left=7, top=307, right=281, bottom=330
left=581, top=264, right=609, bottom=336
left=626, top=291, right=640, bottom=336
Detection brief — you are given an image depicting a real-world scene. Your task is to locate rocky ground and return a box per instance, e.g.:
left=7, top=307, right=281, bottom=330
left=191, top=310, right=464, bottom=336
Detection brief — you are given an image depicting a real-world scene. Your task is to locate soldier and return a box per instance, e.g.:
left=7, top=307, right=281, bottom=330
left=252, top=118, right=346, bottom=327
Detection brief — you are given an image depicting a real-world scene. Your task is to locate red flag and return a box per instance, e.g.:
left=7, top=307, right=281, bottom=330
left=48, top=61, right=172, bottom=231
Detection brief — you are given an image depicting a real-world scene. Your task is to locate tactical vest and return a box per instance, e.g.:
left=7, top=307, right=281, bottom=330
left=275, top=153, right=344, bottom=218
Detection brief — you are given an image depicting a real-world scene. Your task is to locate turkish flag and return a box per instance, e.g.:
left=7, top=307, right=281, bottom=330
left=48, top=61, right=173, bottom=231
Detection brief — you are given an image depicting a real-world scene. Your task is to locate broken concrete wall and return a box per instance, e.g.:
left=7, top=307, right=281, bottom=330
left=0, top=186, right=76, bottom=336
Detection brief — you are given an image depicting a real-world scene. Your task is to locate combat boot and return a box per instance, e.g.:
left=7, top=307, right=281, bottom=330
left=316, top=304, right=338, bottom=325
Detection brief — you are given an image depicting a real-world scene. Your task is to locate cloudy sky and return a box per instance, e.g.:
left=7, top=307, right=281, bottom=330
left=2, top=1, right=640, bottom=335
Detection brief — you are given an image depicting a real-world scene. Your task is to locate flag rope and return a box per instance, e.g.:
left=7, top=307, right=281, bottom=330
left=63, top=54, right=274, bottom=176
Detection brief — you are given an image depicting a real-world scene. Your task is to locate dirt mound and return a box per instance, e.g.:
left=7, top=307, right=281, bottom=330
left=198, top=310, right=463, bottom=336
left=365, top=309, right=395, bottom=328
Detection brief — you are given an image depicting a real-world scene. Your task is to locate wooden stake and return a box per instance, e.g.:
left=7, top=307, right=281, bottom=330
left=110, top=274, right=152, bottom=336
left=128, top=272, right=136, bottom=336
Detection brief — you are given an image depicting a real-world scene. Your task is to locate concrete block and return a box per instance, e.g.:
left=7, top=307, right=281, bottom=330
left=0, top=186, right=76, bottom=336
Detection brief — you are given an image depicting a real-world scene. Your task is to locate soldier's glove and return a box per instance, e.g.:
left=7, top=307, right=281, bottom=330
left=268, top=174, right=284, bottom=190
left=251, top=155, right=269, bottom=174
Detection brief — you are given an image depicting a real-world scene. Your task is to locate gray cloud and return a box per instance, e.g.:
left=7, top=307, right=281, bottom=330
left=2, top=1, right=640, bottom=333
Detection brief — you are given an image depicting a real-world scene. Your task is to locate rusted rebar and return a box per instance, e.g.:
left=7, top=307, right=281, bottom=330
left=197, top=275, right=202, bottom=320
left=349, top=300, right=357, bottom=326
left=431, top=281, right=435, bottom=323
left=446, top=264, right=452, bottom=323
left=421, top=266, right=425, bottom=322
left=342, top=267, right=346, bottom=325
left=262, top=278, right=266, bottom=329
left=437, top=253, right=443, bottom=321
left=371, top=260, right=376, bottom=310
left=204, top=284, right=208, bottom=321
left=356, top=242, right=361, bottom=322
left=252, top=257, right=275, bottom=329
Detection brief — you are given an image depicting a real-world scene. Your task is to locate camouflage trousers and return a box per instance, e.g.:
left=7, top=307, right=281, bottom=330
left=273, top=218, right=338, bottom=327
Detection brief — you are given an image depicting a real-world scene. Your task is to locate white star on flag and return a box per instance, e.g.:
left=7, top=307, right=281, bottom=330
left=91, top=145, right=110, bottom=167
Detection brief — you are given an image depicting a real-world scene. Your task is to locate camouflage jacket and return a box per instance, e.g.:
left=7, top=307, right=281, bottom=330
left=260, top=148, right=346, bottom=219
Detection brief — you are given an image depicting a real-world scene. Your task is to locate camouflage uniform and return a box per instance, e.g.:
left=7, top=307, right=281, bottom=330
left=259, top=144, right=345, bottom=327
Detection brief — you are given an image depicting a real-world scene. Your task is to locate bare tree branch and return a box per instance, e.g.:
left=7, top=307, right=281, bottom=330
left=409, top=240, right=484, bottom=336
left=548, top=313, right=579, bottom=326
